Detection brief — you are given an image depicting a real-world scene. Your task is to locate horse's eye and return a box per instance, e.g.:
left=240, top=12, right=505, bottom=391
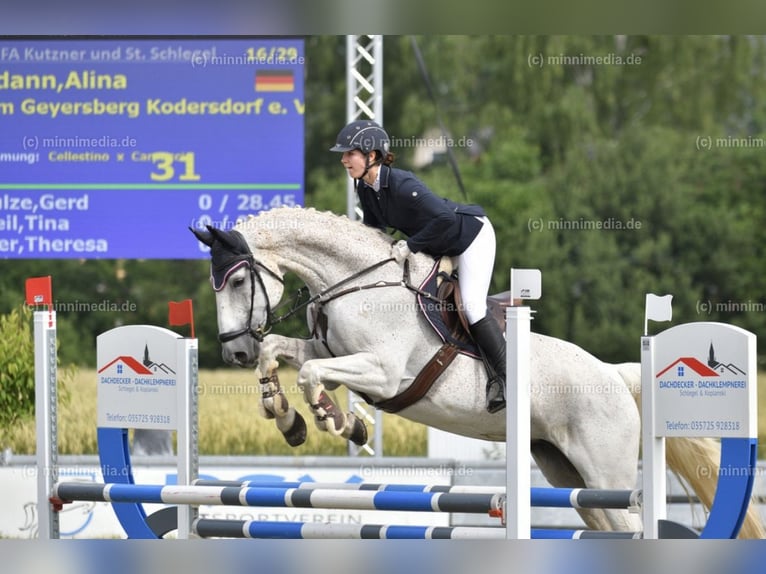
left=231, top=277, right=245, bottom=289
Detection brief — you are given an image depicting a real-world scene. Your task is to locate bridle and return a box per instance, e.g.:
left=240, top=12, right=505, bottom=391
left=216, top=254, right=285, bottom=344
left=216, top=250, right=432, bottom=345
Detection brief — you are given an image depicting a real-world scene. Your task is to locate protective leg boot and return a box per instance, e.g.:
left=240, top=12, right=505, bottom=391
left=469, top=314, right=507, bottom=413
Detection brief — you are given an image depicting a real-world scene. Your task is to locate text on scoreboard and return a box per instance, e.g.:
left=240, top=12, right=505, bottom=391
left=0, top=38, right=304, bottom=258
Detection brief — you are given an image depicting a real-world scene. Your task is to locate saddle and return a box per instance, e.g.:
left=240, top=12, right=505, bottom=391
left=374, top=258, right=511, bottom=413
left=433, top=267, right=509, bottom=347
left=419, top=257, right=510, bottom=351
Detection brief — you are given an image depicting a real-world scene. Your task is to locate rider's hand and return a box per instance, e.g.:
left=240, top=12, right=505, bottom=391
left=391, top=240, right=411, bottom=264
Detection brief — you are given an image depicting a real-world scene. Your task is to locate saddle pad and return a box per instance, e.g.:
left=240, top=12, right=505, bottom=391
left=416, top=259, right=481, bottom=359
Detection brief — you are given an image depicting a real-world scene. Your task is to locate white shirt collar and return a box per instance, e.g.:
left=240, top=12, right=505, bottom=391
left=368, top=166, right=381, bottom=192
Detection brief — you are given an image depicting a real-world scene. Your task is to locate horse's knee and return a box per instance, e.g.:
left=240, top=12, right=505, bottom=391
left=296, top=366, right=322, bottom=404
left=256, top=358, right=280, bottom=378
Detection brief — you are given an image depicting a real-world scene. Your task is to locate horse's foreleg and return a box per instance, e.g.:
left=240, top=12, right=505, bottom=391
left=297, top=353, right=391, bottom=447
left=255, top=335, right=326, bottom=447
left=259, top=334, right=326, bottom=371
left=256, top=366, right=307, bottom=447
left=305, top=384, right=367, bottom=446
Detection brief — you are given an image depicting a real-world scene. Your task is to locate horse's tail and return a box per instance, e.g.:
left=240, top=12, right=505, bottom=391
left=615, top=362, right=765, bottom=539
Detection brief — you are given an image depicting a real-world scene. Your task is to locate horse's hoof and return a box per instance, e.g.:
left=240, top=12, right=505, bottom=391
left=345, top=413, right=368, bottom=447
left=282, top=412, right=307, bottom=447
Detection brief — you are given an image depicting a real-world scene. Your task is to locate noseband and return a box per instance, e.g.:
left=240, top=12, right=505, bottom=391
left=216, top=254, right=285, bottom=344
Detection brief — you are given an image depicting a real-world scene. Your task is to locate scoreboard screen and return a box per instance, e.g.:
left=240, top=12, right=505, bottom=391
left=0, top=38, right=305, bottom=259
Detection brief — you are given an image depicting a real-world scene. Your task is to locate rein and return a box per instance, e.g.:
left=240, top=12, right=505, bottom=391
left=219, top=253, right=435, bottom=344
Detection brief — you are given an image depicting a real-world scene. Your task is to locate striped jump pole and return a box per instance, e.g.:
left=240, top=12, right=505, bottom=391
left=193, top=479, right=504, bottom=494
left=530, top=487, right=641, bottom=510
left=52, top=482, right=504, bottom=515
left=193, top=521, right=639, bottom=540
left=193, top=519, right=505, bottom=539
left=531, top=529, right=642, bottom=540
left=193, top=480, right=640, bottom=511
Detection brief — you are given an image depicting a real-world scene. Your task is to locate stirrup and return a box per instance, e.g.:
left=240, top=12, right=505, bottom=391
left=486, top=377, right=506, bottom=414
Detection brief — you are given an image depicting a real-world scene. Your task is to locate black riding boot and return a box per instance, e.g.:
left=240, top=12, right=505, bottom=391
left=469, top=314, right=507, bottom=413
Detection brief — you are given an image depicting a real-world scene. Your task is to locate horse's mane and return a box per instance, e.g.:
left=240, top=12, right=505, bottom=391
left=234, top=206, right=395, bottom=258
left=232, top=207, right=438, bottom=283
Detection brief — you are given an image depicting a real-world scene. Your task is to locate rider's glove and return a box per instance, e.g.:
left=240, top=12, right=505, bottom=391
left=391, top=240, right=412, bottom=264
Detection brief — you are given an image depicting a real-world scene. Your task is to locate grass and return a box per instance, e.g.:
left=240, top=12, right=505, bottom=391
left=2, top=367, right=428, bottom=457
left=4, top=369, right=766, bottom=458
left=195, top=367, right=427, bottom=456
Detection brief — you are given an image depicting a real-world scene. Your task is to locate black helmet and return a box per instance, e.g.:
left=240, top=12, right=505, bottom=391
left=330, top=120, right=390, bottom=156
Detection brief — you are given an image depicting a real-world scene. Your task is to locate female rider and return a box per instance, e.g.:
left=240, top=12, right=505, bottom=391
left=330, top=119, right=506, bottom=413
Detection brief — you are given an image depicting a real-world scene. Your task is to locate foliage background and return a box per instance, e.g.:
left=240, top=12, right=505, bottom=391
left=2, top=36, right=765, bottom=373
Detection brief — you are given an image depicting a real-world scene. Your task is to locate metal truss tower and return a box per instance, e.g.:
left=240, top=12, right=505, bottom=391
left=345, top=35, right=384, bottom=457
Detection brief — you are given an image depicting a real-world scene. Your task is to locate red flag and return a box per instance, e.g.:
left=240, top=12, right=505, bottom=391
left=25, top=276, right=52, bottom=306
left=168, top=299, right=195, bottom=338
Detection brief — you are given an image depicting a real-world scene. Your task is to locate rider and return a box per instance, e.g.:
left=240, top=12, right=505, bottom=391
left=330, top=119, right=507, bottom=413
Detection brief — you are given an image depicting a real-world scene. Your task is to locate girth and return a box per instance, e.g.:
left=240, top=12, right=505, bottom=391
left=373, top=342, right=461, bottom=414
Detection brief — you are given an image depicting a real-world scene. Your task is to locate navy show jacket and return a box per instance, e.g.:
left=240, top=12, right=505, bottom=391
left=356, top=165, right=487, bottom=257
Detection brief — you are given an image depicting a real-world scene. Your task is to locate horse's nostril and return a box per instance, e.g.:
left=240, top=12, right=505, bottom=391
left=234, top=351, right=249, bottom=364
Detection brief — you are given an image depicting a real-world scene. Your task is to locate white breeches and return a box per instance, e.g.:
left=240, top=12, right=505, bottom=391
left=456, top=216, right=496, bottom=325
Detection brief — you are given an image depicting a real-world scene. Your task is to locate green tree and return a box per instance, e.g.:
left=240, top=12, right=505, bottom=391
left=0, top=305, right=73, bottom=448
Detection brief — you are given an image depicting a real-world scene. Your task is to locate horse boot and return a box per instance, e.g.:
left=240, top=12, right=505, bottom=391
left=469, top=314, right=507, bottom=414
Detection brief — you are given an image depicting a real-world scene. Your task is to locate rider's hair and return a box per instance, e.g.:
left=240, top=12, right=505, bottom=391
left=379, top=151, right=395, bottom=166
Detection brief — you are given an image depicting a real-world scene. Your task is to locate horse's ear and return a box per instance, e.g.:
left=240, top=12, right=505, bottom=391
left=189, top=226, right=215, bottom=247
left=206, top=225, right=242, bottom=251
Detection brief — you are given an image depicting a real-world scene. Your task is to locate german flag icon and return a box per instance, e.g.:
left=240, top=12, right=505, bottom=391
left=255, top=70, right=294, bottom=92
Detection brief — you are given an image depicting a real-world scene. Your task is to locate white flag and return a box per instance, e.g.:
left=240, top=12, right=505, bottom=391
left=645, top=293, right=673, bottom=322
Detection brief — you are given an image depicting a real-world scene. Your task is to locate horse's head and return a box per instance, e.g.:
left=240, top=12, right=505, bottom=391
left=190, top=224, right=284, bottom=367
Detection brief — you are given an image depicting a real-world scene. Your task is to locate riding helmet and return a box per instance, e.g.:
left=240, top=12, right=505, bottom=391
left=330, top=120, right=390, bottom=156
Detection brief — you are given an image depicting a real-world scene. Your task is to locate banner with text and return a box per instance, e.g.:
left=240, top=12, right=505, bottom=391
left=0, top=38, right=304, bottom=258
